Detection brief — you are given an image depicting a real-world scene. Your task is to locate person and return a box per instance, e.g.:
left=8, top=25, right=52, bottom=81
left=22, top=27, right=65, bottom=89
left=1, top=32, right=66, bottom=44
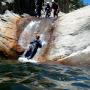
left=24, top=34, right=42, bottom=59
left=45, top=2, right=51, bottom=18
left=51, top=1, right=59, bottom=18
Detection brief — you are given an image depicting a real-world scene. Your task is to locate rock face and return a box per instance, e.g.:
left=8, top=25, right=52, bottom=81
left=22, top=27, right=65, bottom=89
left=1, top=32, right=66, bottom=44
left=0, top=10, right=53, bottom=58
left=47, top=6, right=90, bottom=65
left=0, top=11, right=21, bottom=58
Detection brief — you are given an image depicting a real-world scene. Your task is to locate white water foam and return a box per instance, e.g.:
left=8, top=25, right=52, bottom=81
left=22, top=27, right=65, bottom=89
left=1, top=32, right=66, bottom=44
left=18, top=57, right=38, bottom=63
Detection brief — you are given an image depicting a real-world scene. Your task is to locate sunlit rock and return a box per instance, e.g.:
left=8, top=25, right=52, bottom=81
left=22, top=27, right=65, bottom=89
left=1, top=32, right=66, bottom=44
left=0, top=10, right=21, bottom=57
left=0, top=10, right=53, bottom=58
left=47, top=6, right=90, bottom=65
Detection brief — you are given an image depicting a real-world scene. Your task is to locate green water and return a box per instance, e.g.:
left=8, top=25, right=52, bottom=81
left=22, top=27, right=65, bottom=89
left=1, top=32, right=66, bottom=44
left=0, top=60, right=90, bottom=90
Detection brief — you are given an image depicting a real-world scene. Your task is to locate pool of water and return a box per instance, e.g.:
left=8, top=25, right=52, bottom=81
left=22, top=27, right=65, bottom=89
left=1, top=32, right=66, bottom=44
left=0, top=61, right=90, bottom=90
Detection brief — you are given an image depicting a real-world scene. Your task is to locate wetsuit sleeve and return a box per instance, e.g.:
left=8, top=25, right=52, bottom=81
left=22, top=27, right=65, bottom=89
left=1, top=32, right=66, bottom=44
left=30, top=40, right=35, bottom=44
left=38, top=41, right=42, bottom=48
left=30, top=40, right=42, bottom=48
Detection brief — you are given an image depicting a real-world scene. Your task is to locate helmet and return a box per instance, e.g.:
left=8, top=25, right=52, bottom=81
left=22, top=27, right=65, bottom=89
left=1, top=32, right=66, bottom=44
left=46, top=2, right=50, bottom=4
left=52, top=0, right=54, bottom=2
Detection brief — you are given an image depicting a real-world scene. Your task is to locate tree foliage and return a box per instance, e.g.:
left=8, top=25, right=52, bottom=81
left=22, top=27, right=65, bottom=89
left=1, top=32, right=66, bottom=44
left=69, top=0, right=85, bottom=10
left=0, top=0, right=85, bottom=14
left=55, top=0, right=85, bottom=13
left=14, top=0, right=35, bottom=15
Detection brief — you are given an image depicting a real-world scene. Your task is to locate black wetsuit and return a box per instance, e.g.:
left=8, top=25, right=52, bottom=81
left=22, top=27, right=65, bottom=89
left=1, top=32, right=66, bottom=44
left=45, top=4, right=51, bottom=17
left=25, top=39, right=42, bottom=59
left=52, top=2, right=59, bottom=17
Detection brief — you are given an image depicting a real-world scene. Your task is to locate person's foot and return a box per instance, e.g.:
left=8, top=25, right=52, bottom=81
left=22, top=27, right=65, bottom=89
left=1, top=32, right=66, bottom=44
left=27, top=57, right=31, bottom=60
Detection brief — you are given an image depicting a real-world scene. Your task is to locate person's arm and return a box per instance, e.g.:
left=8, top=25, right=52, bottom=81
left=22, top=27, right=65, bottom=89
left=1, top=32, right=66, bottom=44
left=30, top=40, right=35, bottom=44
left=38, top=40, right=42, bottom=48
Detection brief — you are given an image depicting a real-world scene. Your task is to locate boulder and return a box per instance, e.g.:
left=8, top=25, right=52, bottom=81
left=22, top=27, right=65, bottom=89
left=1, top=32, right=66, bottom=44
left=47, top=6, right=90, bottom=65
left=0, top=11, right=22, bottom=57
left=0, top=11, right=53, bottom=58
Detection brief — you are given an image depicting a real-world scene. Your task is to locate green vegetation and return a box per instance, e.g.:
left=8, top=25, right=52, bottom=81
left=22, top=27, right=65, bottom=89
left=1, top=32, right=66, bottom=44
left=55, top=0, right=85, bottom=13
left=69, top=0, right=85, bottom=11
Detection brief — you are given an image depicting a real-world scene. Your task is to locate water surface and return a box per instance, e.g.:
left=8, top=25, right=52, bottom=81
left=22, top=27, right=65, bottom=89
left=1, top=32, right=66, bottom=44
left=0, top=60, right=90, bottom=90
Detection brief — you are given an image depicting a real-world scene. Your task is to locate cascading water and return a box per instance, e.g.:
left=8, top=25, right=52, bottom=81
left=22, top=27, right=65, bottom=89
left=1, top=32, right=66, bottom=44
left=18, top=19, right=53, bottom=62
left=18, top=20, right=41, bottom=49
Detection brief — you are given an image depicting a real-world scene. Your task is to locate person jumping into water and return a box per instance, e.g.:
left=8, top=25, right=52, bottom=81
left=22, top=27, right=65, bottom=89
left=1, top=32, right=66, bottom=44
left=24, top=34, right=42, bottom=59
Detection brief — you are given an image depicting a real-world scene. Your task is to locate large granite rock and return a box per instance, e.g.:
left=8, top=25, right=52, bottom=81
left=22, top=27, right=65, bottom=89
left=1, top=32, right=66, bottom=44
left=0, top=11, right=21, bottom=57
left=47, top=6, right=90, bottom=65
left=0, top=10, right=53, bottom=58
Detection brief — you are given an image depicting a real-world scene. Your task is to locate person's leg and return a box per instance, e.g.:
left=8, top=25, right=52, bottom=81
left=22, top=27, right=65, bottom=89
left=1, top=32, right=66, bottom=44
left=38, top=10, right=41, bottom=17
left=56, top=10, right=58, bottom=18
left=54, top=10, right=56, bottom=17
left=47, top=10, right=50, bottom=17
left=45, top=10, right=48, bottom=18
left=24, top=48, right=32, bottom=58
left=28, top=50, right=37, bottom=59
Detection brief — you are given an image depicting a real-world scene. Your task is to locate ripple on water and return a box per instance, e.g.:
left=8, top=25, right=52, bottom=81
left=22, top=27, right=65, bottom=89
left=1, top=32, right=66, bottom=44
left=0, top=83, right=32, bottom=90
left=0, top=63, right=89, bottom=90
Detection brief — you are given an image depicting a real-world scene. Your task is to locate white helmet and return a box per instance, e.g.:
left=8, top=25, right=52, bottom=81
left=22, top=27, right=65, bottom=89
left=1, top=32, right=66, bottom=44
left=46, top=2, right=50, bottom=4
left=52, top=0, right=54, bottom=2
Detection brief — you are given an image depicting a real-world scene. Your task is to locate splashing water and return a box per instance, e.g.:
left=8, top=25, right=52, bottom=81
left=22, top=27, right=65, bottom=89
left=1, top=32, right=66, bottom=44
left=18, top=19, right=52, bottom=49
left=18, top=19, right=53, bottom=62
left=18, top=20, right=41, bottom=49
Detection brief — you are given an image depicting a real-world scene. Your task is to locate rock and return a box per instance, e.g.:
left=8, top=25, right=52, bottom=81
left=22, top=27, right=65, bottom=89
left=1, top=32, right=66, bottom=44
left=0, top=11, right=53, bottom=58
left=0, top=10, right=21, bottom=57
left=1, top=6, right=90, bottom=66
left=47, top=6, right=90, bottom=65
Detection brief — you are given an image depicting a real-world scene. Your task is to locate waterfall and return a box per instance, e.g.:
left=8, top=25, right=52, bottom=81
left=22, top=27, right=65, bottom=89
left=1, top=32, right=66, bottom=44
left=18, top=18, right=53, bottom=62
left=18, top=20, right=41, bottom=49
